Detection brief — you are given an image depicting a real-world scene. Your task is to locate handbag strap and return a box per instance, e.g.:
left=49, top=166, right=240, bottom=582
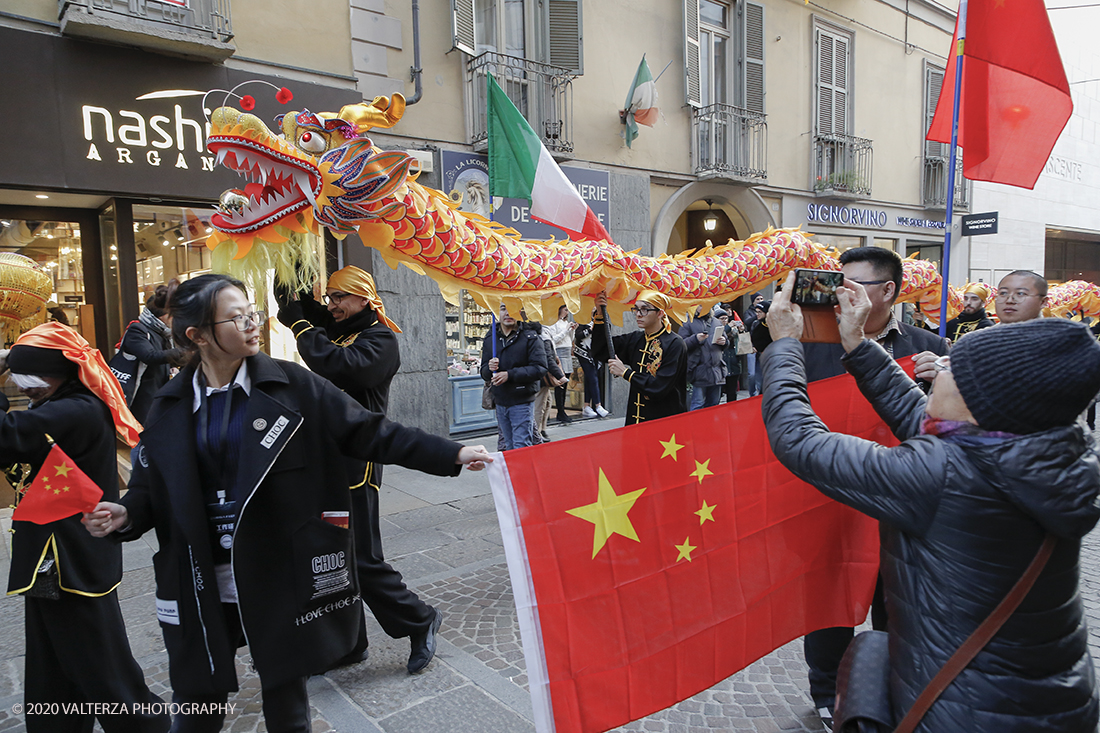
left=893, top=533, right=1057, bottom=733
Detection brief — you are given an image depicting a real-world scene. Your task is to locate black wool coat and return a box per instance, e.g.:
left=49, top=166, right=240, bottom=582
left=762, top=338, right=1100, bottom=732
left=6, top=383, right=122, bottom=595
left=121, top=320, right=182, bottom=424
left=119, top=353, right=463, bottom=694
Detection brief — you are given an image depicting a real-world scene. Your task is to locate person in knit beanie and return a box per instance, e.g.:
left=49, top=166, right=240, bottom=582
left=758, top=272, right=1100, bottom=732
left=949, top=318, right=1100, bottom=434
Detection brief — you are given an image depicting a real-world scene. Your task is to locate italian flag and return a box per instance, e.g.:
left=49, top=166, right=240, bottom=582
left=623, top=55, right=658, bottom=148
left=487, top=74, right=612, bottom=242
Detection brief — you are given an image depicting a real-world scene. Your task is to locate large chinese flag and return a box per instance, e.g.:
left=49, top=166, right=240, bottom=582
left=12, top=443, right=103, bottom=525
left=489, top=370, right=895, bottom=733
left=927, top=0, right=1072, bottom=189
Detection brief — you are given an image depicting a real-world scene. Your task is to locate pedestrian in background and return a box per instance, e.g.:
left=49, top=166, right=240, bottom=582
left=86, top=274, right=491, bottom=733
left=275, top=265, right=446, bottom=674
left=574, top=322, right=609, bottom=418
left=679, top=305, right=727, bottom=410
left=544, top=305, right=576, bottom=424
left=717, top=309, right=743, bottom=402
left=117, top=281, right=187, bottom=424
left=480, top=305, right=547, bottom=449
left=529, top=315, right=567, bottom=444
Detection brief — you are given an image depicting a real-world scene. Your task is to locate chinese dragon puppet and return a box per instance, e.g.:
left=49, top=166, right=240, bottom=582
left=202, top=90, right=1100, bottom=325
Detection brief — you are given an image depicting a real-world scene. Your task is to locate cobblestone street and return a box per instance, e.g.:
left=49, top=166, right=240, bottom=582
left=2, top=416, right=1100, bottom=732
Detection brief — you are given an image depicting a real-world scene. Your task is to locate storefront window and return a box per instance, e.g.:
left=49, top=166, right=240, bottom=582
left=447, top=290, right=493, bottom=375
left=872, top=237, right=897, bottom=251
left=0, top=219, right=87, bottom=338
left=810, top=234, right=862, bottom=251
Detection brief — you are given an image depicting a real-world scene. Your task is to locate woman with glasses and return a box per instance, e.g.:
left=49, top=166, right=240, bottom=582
left=591, top=291, right=687, bottom=425
left=85, top=274, right=491, bottom=733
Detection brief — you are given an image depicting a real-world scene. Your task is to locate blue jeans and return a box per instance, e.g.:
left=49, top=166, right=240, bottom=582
left=689, top=384, right=723, bottom=410
left=496, top=402, right=534, bottom=450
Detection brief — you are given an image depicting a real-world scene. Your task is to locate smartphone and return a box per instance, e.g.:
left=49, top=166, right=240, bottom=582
left=791, top=269, right=844, bottom=307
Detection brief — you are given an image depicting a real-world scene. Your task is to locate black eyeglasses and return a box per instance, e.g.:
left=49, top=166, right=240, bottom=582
left=630, top=306, right=658, bottom=316
left=213, top=311, right=266, bottom=331
left=322, top=292, right=352, bottom=305
left=848, top=279, right=889, bottom=287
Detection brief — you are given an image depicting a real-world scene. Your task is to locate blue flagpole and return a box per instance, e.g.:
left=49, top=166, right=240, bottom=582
left=938, top=0, right=968, bottom=339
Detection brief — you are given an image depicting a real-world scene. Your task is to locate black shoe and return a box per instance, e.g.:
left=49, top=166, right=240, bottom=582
left=408, top=608, right=442, bottom=674
left=817, top=707, right=834, bottom=731
left=556, top=412, right=573, bottom=424
left=541, top=430, right=551, bottom=442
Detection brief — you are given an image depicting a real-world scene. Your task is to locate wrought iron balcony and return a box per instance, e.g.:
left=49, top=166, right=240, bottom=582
left=692, top=104, right=767, bottom=182
left=60, top=0, right=234, bottom=62
left=922, top=155, right=970, bottom=210
left=466, top=52, right=576, bottom=157
left=813, top=133, right=873, bottom=198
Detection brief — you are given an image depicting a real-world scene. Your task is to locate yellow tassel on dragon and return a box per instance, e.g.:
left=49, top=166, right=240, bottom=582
left=203, top=94, right=1100, bottom=325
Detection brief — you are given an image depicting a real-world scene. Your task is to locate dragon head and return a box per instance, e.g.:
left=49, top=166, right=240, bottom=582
left=205, top=94, right=416, bottom=264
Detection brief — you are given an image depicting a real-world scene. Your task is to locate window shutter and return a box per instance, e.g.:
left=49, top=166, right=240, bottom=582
left=684, top=0, right=702, bottom=107
left=833, top=34, right=848, bottom=134
left=547, top=0, right=583, bottom=73
left=743, top=1, right=765, bottom=113
left=452, top=0, right=476, bottom=56
left=925, top=64, right=946, bottom=158
left=815, top=26, right=849, bottom=135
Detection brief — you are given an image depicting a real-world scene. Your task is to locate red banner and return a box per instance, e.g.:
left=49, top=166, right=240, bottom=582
left=490, top=368, right=897, bottom=733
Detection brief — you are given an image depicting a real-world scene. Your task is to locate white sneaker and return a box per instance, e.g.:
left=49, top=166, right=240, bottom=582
left=595, top=405, right=610, bottom=417
left=581, top=406, right=598, bottom=418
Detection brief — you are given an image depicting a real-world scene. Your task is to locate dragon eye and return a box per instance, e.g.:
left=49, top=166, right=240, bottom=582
left=297, top=130, right=326, bottom=153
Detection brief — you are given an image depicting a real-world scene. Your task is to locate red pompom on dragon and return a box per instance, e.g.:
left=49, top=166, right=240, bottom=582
left=202, top=92, right=1100, bottom=325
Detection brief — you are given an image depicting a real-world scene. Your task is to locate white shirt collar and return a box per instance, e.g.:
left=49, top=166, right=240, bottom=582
left=192, top=361, right=251, bottom=412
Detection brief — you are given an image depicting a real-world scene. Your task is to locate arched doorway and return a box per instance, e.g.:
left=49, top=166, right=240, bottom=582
left=652, top=182, right=775, bottom=256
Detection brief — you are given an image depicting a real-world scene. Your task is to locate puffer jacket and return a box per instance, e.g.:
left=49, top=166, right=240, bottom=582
left=679, top=315, right=726, bottom=387
left=761, top=337, right=1100, bottom=732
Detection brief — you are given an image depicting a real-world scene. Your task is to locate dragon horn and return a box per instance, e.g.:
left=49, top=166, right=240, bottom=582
left=333, top=93, right=407, bottom=133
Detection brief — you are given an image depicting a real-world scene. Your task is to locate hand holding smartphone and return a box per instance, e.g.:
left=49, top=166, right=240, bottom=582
left=790, top=268, right=843, bottom=343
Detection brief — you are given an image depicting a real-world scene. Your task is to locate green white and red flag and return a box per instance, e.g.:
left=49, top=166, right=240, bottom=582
left=623, top=55, right=658, bottom=148
left=486, top=74, right=611, bottom=242
left=488, top=366, right=899, bottom=732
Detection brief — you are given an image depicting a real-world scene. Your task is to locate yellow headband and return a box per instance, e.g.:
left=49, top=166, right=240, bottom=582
left=326, top=266, right=402, bottom=334
left=964, top=283, right=992, bottom=301
left=636, top=290, right=672, bottom=312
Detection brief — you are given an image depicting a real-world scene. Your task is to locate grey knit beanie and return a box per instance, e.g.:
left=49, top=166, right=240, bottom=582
left=950, top=319, right=1100, bottom=434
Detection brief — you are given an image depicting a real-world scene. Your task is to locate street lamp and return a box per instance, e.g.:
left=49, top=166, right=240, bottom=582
left=703, top=200, right=718, bottom=232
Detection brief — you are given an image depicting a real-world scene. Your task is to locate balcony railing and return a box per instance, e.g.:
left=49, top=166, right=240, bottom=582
left=813, top=133, right=873, bottom=198
left=922, top=155, right=970, bottom=210
left=466, top=52, right=576, bottom=156
left=692, top=104, right=767, bottom=182
left=60, top=0, right=234, bottom=61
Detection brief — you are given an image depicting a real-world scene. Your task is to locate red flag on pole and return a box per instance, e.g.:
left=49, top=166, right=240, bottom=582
left=927, top=0, right=1072, bottom=189
left=489, top=365, right=905, bottom=733
left=12, top=443, right=103, bottom=525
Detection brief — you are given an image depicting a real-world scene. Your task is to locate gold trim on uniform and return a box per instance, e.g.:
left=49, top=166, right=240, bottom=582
left=7, top=534, right=120, bottom=598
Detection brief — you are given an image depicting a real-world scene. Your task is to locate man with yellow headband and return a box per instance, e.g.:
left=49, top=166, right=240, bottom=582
left=276, top=266, right=442, bottom=675
left=591, top=291, right=687, bottom=425
left=944, top=283, right=994, bottom=341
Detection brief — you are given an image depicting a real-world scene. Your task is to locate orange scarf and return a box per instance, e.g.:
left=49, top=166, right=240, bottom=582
left=13, top=322, right=143, bottom=447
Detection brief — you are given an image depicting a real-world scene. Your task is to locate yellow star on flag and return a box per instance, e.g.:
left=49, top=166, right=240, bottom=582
left=659, top=435, right=684, bottom=461
left=675, top=537, right=697, bottom=562
left=695, top=500, right=716, bottom=525
left=52, top=488, right=60, bottom=495
left=566, top=468, right=646, bottom=558
left=61, top=486, right=69, bottom=493
left=54, top=463, right=72, bottom=477
left=690, top=459, right=714, bottom=483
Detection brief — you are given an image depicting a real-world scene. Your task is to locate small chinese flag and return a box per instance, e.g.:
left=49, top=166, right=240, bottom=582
left=12, top=444, right=103, bottom=525
left=489, top=365, right=901, bottom=733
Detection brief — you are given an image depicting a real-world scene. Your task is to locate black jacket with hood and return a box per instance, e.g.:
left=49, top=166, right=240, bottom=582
left=761, top=337, right=1099, bottom=732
